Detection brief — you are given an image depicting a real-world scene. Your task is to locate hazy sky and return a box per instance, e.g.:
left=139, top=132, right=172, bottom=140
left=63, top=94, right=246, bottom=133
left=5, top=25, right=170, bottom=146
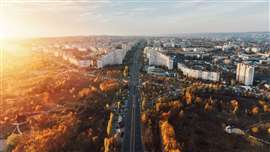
left=0, top=0, right=269, bottom=37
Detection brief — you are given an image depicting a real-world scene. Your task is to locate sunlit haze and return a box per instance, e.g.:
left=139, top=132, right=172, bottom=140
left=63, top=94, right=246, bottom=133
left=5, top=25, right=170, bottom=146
left=0, top=0, right=269, bottom=38
left=0, top=1, right=270, bottom=152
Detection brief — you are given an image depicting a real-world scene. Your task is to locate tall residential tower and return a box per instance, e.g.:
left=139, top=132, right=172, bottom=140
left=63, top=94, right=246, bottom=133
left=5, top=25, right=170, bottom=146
left=236, top=63, right=255, bottom=86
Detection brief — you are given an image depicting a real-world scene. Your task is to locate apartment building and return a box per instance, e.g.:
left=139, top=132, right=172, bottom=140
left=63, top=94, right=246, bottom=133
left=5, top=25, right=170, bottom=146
left=145, top=47, right=173, bottom=70
left=236, top=63, right=255, bottom=85
left=97, top=49, right=128, bottom=68
left=178, top=63, right=220, bottom=82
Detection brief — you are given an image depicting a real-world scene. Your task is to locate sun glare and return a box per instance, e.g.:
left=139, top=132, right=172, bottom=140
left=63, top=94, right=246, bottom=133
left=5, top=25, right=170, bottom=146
left=0, top=11, right=10, bottom=40
left=0, top=23, right=8, bottom=39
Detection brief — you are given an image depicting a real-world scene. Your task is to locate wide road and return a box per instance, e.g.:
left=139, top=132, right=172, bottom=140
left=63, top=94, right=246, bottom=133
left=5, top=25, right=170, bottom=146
left=122, top=41, right=145, bottom=152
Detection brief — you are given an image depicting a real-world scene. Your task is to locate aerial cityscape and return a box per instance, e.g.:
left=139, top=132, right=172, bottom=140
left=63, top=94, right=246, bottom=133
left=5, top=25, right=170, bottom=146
left=0, top=0, right=269, bottom=152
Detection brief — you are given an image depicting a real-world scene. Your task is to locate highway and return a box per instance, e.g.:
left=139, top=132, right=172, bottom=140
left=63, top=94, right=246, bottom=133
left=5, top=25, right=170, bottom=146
left=122, top=41, right=145, bottom=152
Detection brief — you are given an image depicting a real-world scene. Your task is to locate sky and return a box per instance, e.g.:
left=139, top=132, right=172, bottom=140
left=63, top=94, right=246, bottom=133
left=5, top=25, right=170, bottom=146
left=0, top=0, right=269, bottom=38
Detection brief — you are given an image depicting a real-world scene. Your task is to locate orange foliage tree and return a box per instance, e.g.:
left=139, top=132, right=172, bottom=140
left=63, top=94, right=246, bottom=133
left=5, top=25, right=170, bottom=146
left=159, top=120, right=182, bottom=152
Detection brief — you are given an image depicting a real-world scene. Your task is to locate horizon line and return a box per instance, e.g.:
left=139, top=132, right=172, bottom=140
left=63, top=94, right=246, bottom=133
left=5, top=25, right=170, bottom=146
left=1, top=31, right=269, bottom=40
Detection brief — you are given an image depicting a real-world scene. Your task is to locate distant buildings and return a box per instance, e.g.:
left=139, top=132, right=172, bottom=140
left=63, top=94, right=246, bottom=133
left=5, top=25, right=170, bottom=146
left=41, top=47, right=128, bottom=68
left=182, top=47, right=209, bottom=52
left=236, top=63, right=255, bottom=86
left=144, top=47, right=173, bottom=70
left=178, top=63, right=220, bottom=82
left=144, top=34, right=269, bottom=92
left=51, top=48, right=92, bottom=68
left=245, top=47, right=261, bottom=53
left=216, top=42, right=239, bottom=51
left=179, top=51, right=210, bottom=59
left=36, top=38, right=134, bottom=68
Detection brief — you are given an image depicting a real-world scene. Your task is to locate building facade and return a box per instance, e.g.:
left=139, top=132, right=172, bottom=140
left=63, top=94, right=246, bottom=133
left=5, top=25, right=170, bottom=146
left=236, top=63, right=255, bottom=85
left=97, top=49, right=127, bottom=68
left=178, top=63, right=220, bottom=82
left=145, top=47, right=173, bottom=70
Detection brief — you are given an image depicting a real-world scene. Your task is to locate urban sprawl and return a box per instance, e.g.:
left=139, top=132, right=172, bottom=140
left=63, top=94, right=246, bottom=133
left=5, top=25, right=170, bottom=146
left=1, top=32, right=270, bottom=152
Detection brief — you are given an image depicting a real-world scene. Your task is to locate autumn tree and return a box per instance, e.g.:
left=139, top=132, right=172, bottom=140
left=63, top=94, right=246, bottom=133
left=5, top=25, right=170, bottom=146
left=194, top=96, right=202, bottom=105
left=230, top=99, right=239, bottom=114
left=250, top=106, right=260, bottom=115
left=141, top=112, right=149, bottom=124
left=5, top=133, right=21, bottom=152
left=123, top=66, right=128, bottom=77
left=107, top=112, right=114, bottom=136
left=142, top=97, right=147, bottom=111
left=184, top=89, right=193, bottom=105
left=104, top=136, right=118, bottom=152
left=159, top=120, right=182, bottom=152
left=14, top=112, right=79, bottom=152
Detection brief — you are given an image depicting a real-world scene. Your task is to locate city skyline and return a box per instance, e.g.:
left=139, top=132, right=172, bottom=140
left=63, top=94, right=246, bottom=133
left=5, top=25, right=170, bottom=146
left=0, top=0, right=269, bottom=38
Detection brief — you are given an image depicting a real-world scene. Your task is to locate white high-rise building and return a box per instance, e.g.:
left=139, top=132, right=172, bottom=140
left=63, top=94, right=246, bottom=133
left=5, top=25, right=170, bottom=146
left=236, top=63, right=255, bottom=86
left=144, top=48, right=173, bottom=70
left=97, top=49, right=127, bottom=68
